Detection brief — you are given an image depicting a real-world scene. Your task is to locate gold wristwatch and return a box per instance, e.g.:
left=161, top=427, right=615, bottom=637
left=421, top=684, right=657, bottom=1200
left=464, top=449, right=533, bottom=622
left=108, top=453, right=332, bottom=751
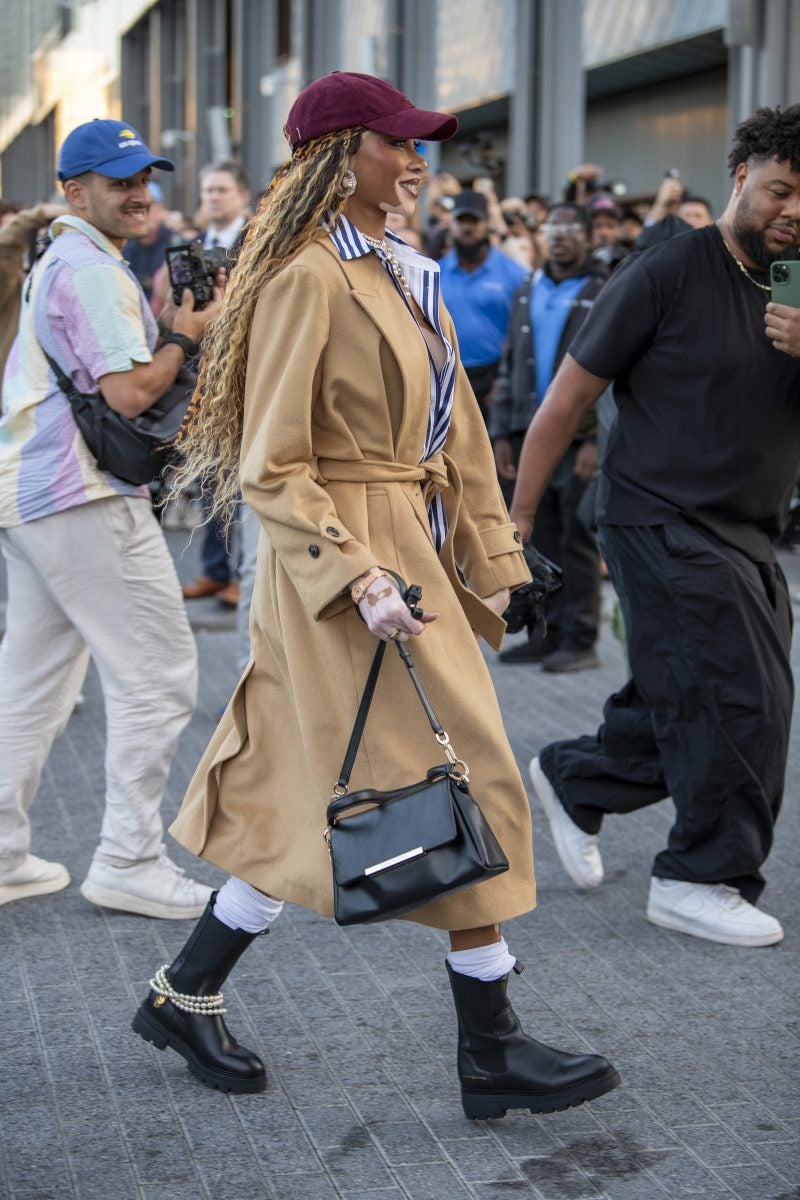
left=350, top=567, right=389, bottom=603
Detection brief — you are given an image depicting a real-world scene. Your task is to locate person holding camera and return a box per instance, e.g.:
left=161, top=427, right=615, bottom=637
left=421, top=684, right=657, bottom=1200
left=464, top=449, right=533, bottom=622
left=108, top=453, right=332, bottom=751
left=0, top=119, right=222, bottom=917
left=130, top=71, right=619, bottom=1116
left=511, top=104, right=800, bottom=948
left=179, top=161, right=252, bottom=608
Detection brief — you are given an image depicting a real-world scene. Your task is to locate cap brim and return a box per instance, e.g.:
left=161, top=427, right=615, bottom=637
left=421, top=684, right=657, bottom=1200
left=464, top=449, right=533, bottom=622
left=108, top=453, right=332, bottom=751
left=366, top=108, right=459, bottom=142
left=451, top=207, right=484, bottom=219
left=93, top=153, right=175, bottom=178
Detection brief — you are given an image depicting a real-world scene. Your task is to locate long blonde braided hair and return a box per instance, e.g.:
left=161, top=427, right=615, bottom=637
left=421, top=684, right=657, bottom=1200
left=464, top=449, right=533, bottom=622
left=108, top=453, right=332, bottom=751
left=170, top=127, right=363, bottom=530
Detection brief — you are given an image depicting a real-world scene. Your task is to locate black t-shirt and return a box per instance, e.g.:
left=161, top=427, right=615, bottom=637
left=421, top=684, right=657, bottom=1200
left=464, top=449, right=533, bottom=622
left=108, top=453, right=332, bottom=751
left=571, top=224, right=800, bottom=562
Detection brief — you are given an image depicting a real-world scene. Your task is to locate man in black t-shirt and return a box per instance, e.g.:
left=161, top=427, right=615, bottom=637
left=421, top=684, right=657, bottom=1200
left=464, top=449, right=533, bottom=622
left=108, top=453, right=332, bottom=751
left=510, top=105, right=800, bottom=949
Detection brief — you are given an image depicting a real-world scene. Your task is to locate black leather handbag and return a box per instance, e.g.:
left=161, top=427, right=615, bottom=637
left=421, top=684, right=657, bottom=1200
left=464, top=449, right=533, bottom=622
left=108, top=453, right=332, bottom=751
left=43, top=349, right=195, bottom=486
left=326, top=587, right=509, bottom=926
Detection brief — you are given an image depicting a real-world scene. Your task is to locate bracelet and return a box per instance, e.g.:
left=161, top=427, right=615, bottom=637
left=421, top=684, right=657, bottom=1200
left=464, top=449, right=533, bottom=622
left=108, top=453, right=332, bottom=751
left=161, top=332, right=199, bottom=362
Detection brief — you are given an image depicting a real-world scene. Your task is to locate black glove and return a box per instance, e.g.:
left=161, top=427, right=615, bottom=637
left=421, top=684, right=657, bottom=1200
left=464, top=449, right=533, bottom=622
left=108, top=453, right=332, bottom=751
left=502, top=545, right=563, bottom=639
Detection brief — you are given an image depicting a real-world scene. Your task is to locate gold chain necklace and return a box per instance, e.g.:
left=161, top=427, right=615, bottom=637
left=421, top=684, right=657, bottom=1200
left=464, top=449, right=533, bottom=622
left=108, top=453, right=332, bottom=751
left=362, top=232, right=414, bottom=304
left=717, top=225, right=771, bottom=293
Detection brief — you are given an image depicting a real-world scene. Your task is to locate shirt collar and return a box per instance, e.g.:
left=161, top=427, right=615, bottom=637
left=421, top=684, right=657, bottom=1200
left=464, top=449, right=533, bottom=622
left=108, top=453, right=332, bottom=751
left=327, top=213, right=432, bottom=274
left=203, top=214, right=246, bottom=248
left=49, top=214, right=124, bottom=260
left=327, top=213, right=447, bottom=342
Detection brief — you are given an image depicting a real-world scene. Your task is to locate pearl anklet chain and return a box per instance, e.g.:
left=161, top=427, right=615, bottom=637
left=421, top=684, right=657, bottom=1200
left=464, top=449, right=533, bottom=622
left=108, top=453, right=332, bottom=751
left=362, top=233, right=414, bottom=305
left=149, top=965, right=227, bottom=1015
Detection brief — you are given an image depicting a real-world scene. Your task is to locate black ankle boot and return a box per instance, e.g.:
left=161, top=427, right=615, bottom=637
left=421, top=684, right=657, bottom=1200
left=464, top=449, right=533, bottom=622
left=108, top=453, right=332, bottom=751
left=132, top=897, right=266, bottom=1094
left=446, top=961, right=620, bottom=1118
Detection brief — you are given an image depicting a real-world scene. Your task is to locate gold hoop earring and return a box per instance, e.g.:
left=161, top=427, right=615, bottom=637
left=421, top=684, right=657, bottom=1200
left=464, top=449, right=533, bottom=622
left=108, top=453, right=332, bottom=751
left=337, top=169, right=357, bottom=199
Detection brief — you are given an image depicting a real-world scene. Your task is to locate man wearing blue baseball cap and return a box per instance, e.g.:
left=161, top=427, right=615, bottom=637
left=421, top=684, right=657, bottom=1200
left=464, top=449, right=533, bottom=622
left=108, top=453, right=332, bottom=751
left=0, top=119, right=222, bottom=918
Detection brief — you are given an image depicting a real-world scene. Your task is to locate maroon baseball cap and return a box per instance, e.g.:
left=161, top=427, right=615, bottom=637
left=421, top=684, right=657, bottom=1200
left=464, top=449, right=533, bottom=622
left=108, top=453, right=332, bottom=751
left=284, top=71, right=458, bottom=150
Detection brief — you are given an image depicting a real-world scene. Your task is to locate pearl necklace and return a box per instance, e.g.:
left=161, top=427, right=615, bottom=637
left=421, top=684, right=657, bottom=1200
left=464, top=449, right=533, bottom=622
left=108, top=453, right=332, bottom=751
left=718, top=226, right=771, bottom=293
left=362, top=232, right=414, bottom=304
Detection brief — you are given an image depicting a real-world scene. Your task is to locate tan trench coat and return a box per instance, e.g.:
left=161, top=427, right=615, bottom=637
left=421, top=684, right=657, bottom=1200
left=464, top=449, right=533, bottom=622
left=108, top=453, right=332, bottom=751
left=170, top=236, right=537, bottom=930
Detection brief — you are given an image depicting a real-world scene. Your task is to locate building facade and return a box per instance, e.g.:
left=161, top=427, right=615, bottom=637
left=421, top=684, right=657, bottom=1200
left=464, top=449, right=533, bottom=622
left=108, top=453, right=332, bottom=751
left=1, top=0, right=798, bottom=216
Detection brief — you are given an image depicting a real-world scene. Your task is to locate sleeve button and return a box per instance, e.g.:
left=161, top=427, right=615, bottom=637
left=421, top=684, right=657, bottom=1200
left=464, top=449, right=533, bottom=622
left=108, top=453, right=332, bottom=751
left=308, top=544, right=320, bottom=558
left=326, top=526, right=340, bottom=537
left=514, top=530, right=522, bottom=542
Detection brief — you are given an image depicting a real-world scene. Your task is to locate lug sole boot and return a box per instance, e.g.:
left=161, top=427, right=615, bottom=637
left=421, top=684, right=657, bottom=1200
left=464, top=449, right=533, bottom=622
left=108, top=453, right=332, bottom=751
left=446, top=962, right=620, bottom=1119
left=132, top=897, right=266, bottom=1094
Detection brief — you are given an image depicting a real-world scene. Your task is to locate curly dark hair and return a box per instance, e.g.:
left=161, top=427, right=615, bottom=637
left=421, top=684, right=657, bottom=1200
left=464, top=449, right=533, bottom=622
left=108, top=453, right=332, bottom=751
left=728, top=104, right=800, bottom=175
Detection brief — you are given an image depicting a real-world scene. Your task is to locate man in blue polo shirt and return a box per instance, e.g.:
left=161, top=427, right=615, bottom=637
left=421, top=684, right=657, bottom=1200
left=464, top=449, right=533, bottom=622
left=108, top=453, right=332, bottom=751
left=439, top=190, right=528, bottom=420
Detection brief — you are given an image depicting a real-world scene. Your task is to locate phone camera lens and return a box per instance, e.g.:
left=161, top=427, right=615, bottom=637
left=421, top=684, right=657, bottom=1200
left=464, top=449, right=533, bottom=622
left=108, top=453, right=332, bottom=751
left=773, top=264, right=789, bottom=284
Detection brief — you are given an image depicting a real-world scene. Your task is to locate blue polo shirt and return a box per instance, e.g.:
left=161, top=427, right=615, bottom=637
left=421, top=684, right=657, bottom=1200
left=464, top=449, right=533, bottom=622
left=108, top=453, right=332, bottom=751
left=439, top=247, right=528, bottom=368
left=531, top=272, right=588, bottom=403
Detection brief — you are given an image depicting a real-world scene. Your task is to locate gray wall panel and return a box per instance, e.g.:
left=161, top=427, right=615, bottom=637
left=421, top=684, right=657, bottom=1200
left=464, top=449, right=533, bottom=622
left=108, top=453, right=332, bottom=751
left=586, top=68, right=729, bottom=215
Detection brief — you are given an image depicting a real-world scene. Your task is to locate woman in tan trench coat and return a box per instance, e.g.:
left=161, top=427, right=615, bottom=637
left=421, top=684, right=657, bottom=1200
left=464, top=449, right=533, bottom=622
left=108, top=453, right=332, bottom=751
left=133, top=71, right=619, bottom=1119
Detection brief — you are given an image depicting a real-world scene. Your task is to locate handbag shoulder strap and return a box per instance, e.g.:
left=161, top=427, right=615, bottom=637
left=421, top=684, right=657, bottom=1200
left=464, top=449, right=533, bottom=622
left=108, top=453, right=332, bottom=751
left=334, top=580, right=453, bottom=794
left=335, top=638, right=387, bottom=792
left=40, top=346, right=88, bottom=405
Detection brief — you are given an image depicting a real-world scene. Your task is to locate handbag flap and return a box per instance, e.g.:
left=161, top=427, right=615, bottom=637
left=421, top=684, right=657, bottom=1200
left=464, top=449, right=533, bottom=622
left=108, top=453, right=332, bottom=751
left=329, top=774, right=457, bottom=886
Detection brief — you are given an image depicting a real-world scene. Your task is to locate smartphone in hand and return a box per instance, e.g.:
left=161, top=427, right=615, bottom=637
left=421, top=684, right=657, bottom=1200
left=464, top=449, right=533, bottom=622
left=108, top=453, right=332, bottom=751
left=771, top=261, right=800, bottom=308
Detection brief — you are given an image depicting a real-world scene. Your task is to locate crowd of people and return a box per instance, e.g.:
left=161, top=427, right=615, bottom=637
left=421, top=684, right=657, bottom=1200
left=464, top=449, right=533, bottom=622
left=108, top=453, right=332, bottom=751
left=0, top=80, right=799, bottom=1122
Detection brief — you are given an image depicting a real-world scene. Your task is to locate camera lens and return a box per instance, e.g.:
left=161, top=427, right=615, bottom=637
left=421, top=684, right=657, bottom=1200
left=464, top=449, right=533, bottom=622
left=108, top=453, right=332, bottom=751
left=773, top=264, right=789, bottom=283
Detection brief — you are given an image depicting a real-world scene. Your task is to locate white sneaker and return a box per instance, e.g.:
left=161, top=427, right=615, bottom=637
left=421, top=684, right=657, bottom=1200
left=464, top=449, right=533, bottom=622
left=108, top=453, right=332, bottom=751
left=0, top=854, right=70, bottom=906
left=529, top=757, right=603, bottom=889
left=80, top=853, right=212, bottom=919
left=647, top=877, right=784, bottom=947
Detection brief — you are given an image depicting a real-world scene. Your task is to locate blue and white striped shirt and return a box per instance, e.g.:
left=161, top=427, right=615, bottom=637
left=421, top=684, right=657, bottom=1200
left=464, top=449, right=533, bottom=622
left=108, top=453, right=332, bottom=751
left=327, top=215, right=456, bottom=550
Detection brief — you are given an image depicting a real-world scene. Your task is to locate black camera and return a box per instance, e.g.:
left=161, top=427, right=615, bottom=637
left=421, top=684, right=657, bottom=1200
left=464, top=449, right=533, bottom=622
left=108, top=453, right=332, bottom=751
left=165, top=241, right=228, bottom=309
left=502, top=545, right=563, bottom=640
left=772, top=263, right=790, bottom=285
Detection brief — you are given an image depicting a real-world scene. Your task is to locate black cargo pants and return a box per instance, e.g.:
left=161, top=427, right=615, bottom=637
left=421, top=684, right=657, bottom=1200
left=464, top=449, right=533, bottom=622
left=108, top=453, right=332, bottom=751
left=539, top=522, right=793, bottom=902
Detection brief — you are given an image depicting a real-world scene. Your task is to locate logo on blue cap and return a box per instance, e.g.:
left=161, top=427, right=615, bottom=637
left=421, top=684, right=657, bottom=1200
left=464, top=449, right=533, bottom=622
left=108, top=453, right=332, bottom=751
left=57, top=119, right=175, bottom=182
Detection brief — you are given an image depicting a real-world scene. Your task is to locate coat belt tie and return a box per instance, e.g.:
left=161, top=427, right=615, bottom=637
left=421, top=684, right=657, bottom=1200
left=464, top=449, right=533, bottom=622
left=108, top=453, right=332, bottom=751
left=315, top=455, right=449, bottom=505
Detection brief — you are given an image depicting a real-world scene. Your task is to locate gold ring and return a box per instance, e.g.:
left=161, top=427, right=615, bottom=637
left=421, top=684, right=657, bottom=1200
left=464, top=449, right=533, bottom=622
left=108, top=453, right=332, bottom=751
left=388, top=629, right=402, bottom=640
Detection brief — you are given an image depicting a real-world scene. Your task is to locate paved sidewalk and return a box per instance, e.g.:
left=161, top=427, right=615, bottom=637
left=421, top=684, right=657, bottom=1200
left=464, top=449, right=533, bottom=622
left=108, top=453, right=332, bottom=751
left=0, top=529, right=798, bottom=1200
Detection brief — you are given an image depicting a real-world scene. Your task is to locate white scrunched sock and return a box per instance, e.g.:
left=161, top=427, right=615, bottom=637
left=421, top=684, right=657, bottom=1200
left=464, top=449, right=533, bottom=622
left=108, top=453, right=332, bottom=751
left=213, top=876, right=284, bottom=934
left=446, top=936, right=516, bottom=982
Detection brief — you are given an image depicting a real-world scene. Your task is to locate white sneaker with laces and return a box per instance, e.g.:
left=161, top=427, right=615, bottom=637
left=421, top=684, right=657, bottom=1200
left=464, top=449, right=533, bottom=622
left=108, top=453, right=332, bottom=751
left=529, top=756, right=603, bottom=889
left=0, top=854, right=71, bottom=906
left=80, top=853, right=212, bottom=919
left=646, top=877, right=783, bottom=947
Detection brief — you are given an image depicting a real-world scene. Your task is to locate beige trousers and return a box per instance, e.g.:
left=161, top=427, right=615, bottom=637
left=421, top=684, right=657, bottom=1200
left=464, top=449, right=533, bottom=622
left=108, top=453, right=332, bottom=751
left=0, top=496, right=197, bottom=869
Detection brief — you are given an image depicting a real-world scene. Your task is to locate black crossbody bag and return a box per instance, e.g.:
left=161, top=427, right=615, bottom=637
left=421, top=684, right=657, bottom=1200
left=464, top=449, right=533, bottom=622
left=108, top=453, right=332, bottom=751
left=43, top=349, right=195, bottom=486
left=325, top=582, right=509, bottom=925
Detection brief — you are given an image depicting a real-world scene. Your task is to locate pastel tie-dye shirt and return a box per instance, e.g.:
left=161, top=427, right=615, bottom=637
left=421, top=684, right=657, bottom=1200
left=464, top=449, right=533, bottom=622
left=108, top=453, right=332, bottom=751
left=0, top=215, right=156, bottom=526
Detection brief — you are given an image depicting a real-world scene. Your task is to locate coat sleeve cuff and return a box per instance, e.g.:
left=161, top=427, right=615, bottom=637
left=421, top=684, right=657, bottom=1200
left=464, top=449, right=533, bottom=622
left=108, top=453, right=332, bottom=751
left=465, top=523, right=532, bottom=598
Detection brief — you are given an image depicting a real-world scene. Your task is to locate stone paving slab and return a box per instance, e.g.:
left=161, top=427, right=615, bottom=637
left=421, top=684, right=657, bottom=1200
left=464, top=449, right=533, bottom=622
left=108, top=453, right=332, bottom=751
left=0, top=532, right=799, bottom=1199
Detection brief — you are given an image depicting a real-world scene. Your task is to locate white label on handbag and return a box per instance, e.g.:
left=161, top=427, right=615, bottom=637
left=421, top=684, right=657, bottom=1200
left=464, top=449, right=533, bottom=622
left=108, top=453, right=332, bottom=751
left=364, top=847, right=425, bottom=876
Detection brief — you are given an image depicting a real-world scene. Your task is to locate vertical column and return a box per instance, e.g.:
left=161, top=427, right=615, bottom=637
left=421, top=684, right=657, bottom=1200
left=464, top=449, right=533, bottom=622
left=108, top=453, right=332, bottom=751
left=184, top=0, right=199, bottom=207
left=397, top=0, right=440, bottom=173
left=727, top=0, right=800, bottom=131
left=307, top=0, right=344, bottom=79
left=234, top=0, right=280, bottom=192
left=509, top=0, right=584, bottom=201
left=147, top=7, right=162, bottom=170
left=120, top=17, right=149, bottom=140
left=160, top=0, right=191, bottom=215
left=193, top=0, right=231, bottom=169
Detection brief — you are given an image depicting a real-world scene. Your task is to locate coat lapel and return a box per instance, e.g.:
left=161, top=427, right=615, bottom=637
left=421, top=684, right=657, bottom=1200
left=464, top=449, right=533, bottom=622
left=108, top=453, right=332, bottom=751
left=322, top=242, right=431, bottom=457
